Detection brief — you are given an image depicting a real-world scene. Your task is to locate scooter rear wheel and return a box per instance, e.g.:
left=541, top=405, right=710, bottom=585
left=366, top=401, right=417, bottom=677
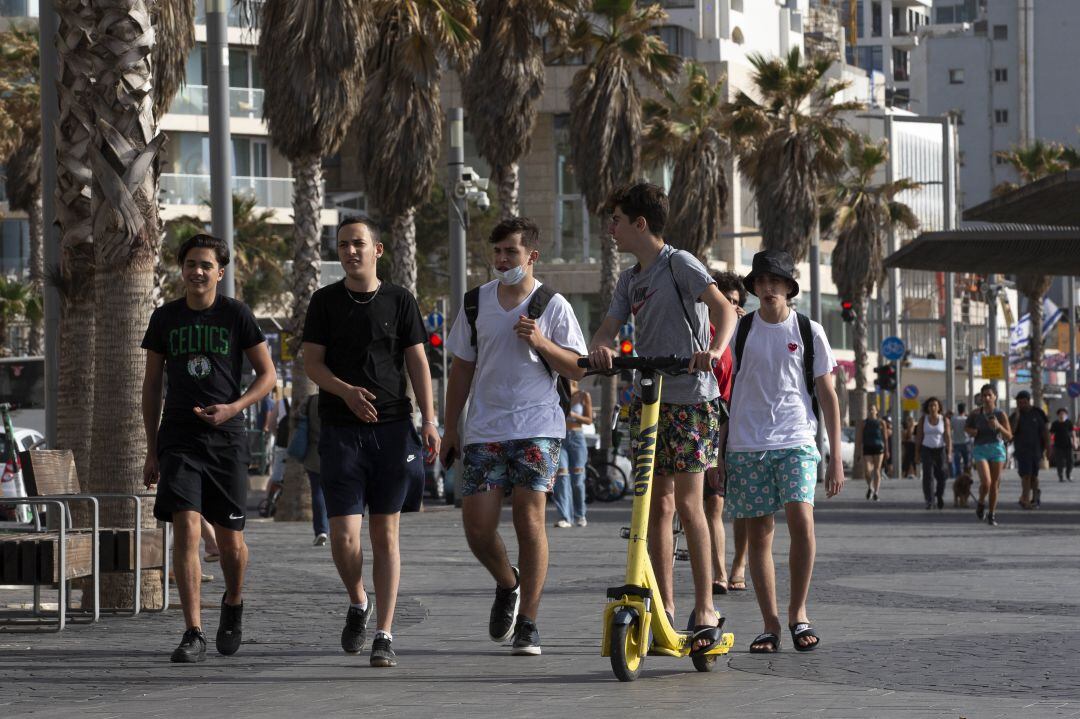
left=692, top=652, right=718, bottom=672
left=609, top=618, right=644, bottom=682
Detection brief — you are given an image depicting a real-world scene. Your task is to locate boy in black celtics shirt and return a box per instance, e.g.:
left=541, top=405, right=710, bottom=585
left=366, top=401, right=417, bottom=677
left=142, top=234, right=276, bottom=663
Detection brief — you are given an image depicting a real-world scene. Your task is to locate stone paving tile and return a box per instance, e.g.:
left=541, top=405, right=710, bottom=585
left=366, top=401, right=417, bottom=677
left=1, top=470, right=1078, bottom=718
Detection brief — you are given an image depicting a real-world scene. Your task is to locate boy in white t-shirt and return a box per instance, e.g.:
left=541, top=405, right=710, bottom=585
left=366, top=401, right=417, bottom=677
left=723, top=249, right=845, bottom=654
left=441, top=217, right=588, bottom=656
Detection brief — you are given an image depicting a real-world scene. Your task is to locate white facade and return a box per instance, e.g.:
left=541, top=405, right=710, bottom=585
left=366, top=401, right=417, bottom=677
left=845, top=0, right=933, bottom=108
left=910, top=0, right=1080, bottom=210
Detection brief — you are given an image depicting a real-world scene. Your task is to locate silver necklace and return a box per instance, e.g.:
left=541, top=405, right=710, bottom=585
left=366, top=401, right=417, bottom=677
left=345, top=281, right=382, bottom=305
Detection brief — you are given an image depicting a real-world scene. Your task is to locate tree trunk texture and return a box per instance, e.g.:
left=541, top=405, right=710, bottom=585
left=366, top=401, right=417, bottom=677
left=54, top=0, right=96, bottom=490
left=1029, top=293, right=1045, bottom=409
left=496, top=162, right=519, bottom=219
left=598, top=231, right=620, bottom=449
left=87, top=0, right=165, bottom=610
left=850, top=294, right=869, bottom=480
left=275, top=157, right=323, bottom=523
left=389, top=208, right=418, bottom=297
left=27, top=190, right=45, bottom=355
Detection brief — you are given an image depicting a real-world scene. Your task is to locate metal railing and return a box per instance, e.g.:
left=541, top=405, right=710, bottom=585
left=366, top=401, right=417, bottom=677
left=160, top=173, right=293, bottom=208
left=169, top=85, right=264, bottom=118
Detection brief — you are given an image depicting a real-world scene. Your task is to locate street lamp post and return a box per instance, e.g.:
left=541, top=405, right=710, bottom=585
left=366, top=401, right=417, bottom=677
left=207, top=0, right=235, bottom=297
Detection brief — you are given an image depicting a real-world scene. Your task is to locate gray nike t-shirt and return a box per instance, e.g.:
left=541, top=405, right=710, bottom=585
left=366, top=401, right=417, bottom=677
left=608, top=244, right=719, bottom=405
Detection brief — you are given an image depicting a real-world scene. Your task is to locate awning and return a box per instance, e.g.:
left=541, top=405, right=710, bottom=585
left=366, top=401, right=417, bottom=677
left=963, top=169, right=1080, bottom=225
left=882, top=224, right=1080, bottom=275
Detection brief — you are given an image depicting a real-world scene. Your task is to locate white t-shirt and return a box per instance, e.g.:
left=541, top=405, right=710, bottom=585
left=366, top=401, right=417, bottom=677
left=445, top=280, right=588, bottom=445
left=921, top=415, right=946, bottom=448
left=727, top=311, right=837, bottom=452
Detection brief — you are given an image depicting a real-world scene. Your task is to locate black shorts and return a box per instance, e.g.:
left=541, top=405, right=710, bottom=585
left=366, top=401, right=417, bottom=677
left=154, top=425, right=250, bottom=531
left=863, top=445, right=885, bottom=457
left=319, top=419, right=424, bottom=517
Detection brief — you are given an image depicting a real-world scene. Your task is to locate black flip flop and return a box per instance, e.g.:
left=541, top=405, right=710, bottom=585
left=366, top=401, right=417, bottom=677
left=689, top=623, right=724, bottom=657
left=748, top=632, right=780, bottom=653
left=712, top=581, right=728, bottom=596
left=789, top=622, right=820, bottom=652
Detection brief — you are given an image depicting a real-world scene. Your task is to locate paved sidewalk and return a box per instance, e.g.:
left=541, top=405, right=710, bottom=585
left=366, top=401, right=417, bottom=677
left=2, top=469, right=1079, bottom=718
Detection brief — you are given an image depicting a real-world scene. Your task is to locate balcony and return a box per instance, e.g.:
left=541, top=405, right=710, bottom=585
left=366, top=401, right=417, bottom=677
left=160, top=173, right=293, bottom=209
left=169, top=85, right=264, bottom=118
left=194, top=0, right=261, bottom=28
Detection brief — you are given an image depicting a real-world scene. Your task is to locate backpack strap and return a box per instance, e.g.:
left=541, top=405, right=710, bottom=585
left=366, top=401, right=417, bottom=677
left=733, top=311, right=755, bottom=374
left=464, top=287, right=481, bottom=348
left=527, top=284, right=558, bottom=376
left=796, top=312, right=820, bottom=420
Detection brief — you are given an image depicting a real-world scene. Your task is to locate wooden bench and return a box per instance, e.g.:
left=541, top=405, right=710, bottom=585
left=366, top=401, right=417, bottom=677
left=0, top=450, right=171, bottom=630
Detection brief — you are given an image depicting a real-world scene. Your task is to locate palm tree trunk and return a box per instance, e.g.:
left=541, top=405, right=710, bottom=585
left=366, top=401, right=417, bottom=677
left=275, top=157, right=323, bottom=523
left=87, top=0, right=164, bottom=610
left=55, top=0, right=96, bottom=487
left=1029, top=293, right=1044, bottom=408
left=599, top=231, right=620, bottom=449
left=388, top=208, right=418, bottom=297
left=851, top=294, right=869, bottom=480
left=27, top=189, right=44, bottom=355
left=496, top=162, right=519, bottom=219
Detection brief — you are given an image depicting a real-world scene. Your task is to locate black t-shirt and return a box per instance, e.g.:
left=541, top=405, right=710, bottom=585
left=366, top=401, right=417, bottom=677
left=1010, top=408, right=1048, bottom=454
left=1050, top=419, right=1073, bottom=450
left=141, top=295, right=265, bottom=432
left=302, top=281, right=426, bottom=426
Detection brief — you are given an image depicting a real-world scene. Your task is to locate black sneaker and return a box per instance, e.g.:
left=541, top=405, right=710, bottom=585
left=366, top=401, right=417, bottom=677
left=975, top=502, right=985, bottom=520
left=370, top=633, right=397, bottom=668
left=216, top=594, right=243, bottom=656
left=937, top=496, right=944, bottom=510
left=342, top=603, right=373, bottom=654
left=489, top=566, right=520, bottom=643
left=511, top=616, right=541, bottom=656
left=170, top=627, right=207, bottom=663
left=987, top=512, right=998, bottom=527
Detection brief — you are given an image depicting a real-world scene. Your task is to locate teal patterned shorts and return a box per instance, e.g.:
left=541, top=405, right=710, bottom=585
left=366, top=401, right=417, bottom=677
left=724, top=445, right=821, bottom=519
left=461, top=438, right=562, bottom=497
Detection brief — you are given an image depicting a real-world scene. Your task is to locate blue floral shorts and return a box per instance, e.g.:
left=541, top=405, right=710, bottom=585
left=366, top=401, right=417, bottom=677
left=461, top=438, right=562, bottom=497
left=724, top=445, right=820, bottom=519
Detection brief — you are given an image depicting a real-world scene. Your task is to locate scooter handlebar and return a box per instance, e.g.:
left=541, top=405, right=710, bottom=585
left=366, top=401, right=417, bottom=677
left=576, top=355, right=691, bottom=375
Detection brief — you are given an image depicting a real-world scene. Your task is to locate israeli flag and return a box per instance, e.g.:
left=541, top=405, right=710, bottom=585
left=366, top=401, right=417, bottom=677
left=1010, top=297, right=1064, bottom=351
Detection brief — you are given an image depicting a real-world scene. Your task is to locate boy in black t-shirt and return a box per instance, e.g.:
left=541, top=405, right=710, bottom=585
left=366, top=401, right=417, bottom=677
left=302, top=216, right=440, bottom=668
left=142, top=234, right=276, bottom=664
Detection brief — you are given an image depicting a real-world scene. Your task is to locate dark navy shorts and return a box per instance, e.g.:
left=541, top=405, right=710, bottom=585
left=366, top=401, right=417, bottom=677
left=319, top=420, right=424, bottom=517
left=1014, top=451, right=1040, bottom=478
left=154, top=425, right=250, bottom=531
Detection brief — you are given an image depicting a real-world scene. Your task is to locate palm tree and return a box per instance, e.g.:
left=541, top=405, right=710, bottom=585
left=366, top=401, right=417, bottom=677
left=724, top=48, right=862, bottom=262
left=150, top=0, right=195, bottom=123
left=994, top=141, right=1072, bottom=410
left=357, top=0, right=478, bottom=296
left=3, top=140, right=43, bottom=356
left=462, top=0, right=580, bottom=219
left=564, top=0, right=679, bottom=446
left=642, top=60, right=730, bottom=263
left=827, top=137, right=919, bottom=430
left=0, top=276, right=37, bottom=356
left=257, top=0, right=372, bottom=521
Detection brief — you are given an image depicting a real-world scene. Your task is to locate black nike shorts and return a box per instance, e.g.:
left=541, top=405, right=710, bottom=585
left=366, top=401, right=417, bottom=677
left=319, top=419, right=424, bottom=517
left=153, top=424, right=250, bottom=531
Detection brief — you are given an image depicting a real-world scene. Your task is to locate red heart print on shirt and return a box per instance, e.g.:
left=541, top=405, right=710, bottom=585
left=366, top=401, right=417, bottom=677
left=788, top=342, right=799, bottom=352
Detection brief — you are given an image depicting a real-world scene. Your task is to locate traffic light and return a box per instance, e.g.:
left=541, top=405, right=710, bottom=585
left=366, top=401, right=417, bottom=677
left=427, top=332, right=444, bottom=379
left=619, top=339, right=634, bottom=356
left=841, top=299, right=856, bottom=323
left=874, top=363, right=897, bottom=391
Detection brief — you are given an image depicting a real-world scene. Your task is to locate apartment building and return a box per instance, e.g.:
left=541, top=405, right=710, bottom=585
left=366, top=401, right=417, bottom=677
left=840, top=0, right=933, bottom=108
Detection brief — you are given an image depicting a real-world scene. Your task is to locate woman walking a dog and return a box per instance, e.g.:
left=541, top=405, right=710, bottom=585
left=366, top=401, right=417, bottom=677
left=915, top=397, right=951, bottom=510
left=966, top=384, right=1012, bottom=527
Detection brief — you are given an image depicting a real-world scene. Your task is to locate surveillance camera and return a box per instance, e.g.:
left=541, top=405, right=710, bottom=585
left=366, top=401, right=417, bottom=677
left=476, top=192, right=491, bottom=211
left=475, top=177, right=490, bottom=192
left=461, top=166, right=475, bottom=183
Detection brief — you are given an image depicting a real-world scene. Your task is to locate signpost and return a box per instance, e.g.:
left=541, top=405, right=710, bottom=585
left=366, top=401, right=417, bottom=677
left=982, top=354, right=1005, bottom=380
left=1068, top=382, right=1080, bottom=399
left=903, top=384, right=919, bottom=400
left=881, top=336, right=906, bottom=361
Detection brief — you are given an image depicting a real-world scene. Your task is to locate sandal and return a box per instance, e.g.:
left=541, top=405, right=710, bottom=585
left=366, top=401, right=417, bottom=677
left=204, top=552, right=220, bottom=563
left=789, top=622, right=820, bottom=652
left=728, top=577, right=747, bottom=591
left=749, top=632, right=780, bottom=653
left=689, top=617, right=725, bottom=657
left=712, top=581, right=728, bottom=596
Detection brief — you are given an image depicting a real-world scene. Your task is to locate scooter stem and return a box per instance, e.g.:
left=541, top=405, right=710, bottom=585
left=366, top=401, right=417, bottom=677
left=625, top=370, right=662, bottom=589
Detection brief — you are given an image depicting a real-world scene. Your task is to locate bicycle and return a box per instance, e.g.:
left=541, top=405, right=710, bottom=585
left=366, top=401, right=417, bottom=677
left=578, top=355, right=734, bottom=681
left=585, top=423, right=630, bottom=503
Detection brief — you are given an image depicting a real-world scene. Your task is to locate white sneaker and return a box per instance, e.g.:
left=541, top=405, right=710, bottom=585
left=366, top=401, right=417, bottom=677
left=313, top=533, right=328, bottom=546
left=554, top=520, right=572, bottom=528
left=575, top=518, right=587, bottom=527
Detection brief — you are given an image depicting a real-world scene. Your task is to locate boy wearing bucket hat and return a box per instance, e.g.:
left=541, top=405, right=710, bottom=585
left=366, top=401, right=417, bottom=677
left=724, top=249, right=845, bottom=654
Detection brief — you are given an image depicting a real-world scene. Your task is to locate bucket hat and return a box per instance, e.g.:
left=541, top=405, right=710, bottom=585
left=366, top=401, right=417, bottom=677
left=743, top=249, right=799, bottom=298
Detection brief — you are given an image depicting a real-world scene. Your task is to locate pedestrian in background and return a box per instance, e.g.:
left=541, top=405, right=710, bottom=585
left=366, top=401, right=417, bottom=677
left=553, top=379, right=592, bottom=529
left=299, top=393, right=329, bottom=546
left=901, top=415, right=917, bottom=479
left=950, top=402, right=972, bottom=477
left=967, top=384, right=1012, bottom=527
left=915, top=397, right=951, bottom=510
left=857, top=403, right=888, bottom=501
left=1009, top=390, right=1049, bottom=509
left=1050, top=407, right=1075, bottom=482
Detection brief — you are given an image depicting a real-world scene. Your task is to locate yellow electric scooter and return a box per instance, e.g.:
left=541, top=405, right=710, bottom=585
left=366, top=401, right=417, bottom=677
left=579, top=356, right=734, bottom=682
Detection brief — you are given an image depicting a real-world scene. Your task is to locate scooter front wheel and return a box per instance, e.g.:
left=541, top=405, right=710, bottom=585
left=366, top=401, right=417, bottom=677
left=609, top=617, right=644, bottom=682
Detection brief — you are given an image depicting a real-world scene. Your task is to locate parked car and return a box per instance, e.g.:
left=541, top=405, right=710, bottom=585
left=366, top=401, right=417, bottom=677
left=822, top=427, right=856, bottom=471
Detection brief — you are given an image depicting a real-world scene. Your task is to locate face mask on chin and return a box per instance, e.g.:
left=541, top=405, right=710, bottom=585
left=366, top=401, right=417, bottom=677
left=493, top=263, right=527, bottom=286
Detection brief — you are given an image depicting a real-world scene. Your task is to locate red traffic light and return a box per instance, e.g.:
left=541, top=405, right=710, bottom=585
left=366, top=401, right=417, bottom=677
left=619, top=339, right=633, bottom=356
left=841, top=300, right=853, bottom=310
left=429, top=332, right=443, bottom=348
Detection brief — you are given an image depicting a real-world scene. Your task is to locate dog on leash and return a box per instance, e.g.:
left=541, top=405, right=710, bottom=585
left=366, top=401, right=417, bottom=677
left=953, top=472, right=974, bottom=507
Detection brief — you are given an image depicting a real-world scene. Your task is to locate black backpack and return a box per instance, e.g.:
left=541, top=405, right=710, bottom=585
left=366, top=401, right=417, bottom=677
left=733, top=311, right=819, bottom=419
left=463, top=283, right=573, bottom=416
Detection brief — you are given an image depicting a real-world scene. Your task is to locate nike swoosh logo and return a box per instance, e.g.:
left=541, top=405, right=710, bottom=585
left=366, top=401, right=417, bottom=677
left=407, top=454, right=416, bottom=463
left=229, top=513, right=244, bottom=520
left=631, top=289, right=660, bottom=316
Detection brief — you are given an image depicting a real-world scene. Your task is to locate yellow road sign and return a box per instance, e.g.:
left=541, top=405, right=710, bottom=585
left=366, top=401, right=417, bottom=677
left=280, top=331, right=294, bottom=361
left=981, top=354, right=1005, bottom=380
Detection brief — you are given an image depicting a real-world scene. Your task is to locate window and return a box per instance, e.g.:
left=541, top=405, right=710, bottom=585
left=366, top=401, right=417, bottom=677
left=857, top=46, right=883, bottom=72
left=948, top=69, right=965, bottom=84
left=993, top=24, right=1007, bottom=39
left=871, top=1, right=882, bottom=37
left=994, top=109, right=1009, bottom=124
left=730, top=0, right=743, bottom=12
left=994, top=67, right=1008, bottom=82
left=653, top=25, right=694, bottom=57
left=959, top=151, right=966, bottom=167
left=935, top=5, right=955, bottom=23
left=995, top=154, right=1009, bottom=165
left=856, top=0, right=864, bottom=38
